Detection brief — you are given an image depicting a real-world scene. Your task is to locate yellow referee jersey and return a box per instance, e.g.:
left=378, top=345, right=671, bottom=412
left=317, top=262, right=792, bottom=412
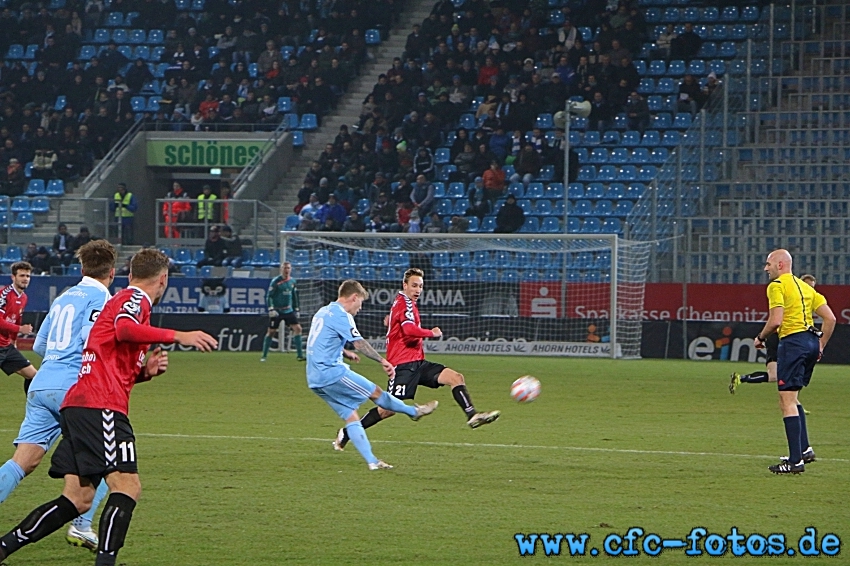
left=767, top=273, right=827, bottom=339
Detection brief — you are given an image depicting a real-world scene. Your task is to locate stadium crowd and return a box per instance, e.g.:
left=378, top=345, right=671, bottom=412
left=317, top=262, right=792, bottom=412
left=292, top=0, right=721, bottom=234
left=0, top=0, right=400, bottom=198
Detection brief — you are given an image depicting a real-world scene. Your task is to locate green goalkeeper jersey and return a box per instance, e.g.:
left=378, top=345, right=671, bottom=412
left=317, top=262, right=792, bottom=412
left=266, top=276, right=299, bottom=313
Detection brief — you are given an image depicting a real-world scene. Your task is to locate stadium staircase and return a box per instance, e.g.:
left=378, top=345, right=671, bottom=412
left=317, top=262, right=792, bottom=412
left=245, top=0, right=437, bottom=250
left=683, top=0, right=850, bottom=285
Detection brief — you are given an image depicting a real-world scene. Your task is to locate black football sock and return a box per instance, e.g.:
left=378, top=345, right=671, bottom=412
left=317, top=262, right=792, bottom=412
left=451, top=385, right=476, bottom=419
left=95, top=493, right=136, bottom=566
left=740, top=371, right=769, bottom=383
left=797, top=405, right=810, bottom=451
left=783, top=416, right=803, bottom=465
left=23, top=378, right=32, bottom=394
left=0, top=495, right=80, bottom=557
left=341, top=408, right=384, bottom=446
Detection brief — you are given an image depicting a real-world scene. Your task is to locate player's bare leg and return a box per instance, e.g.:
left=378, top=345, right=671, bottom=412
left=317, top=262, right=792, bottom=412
left=437, top=368, right=500, bottom=428
left=0, top=443, right=46, bottom=504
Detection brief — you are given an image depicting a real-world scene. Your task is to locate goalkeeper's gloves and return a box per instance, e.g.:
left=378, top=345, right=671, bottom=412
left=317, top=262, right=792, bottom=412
left=269, top=309, right=278, bottom=318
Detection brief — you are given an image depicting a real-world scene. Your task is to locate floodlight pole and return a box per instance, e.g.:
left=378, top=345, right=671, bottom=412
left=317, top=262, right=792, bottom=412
left=560, top=100, right=574, bottom=323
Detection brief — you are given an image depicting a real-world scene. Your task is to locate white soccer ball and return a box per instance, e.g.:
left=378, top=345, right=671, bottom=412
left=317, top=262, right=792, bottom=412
left=510, top=376, right=541, bottom=403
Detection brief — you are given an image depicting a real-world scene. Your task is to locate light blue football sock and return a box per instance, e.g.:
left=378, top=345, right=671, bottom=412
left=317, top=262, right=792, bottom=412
left=0, top=459, right=26, bottom=504
left=74, top=479, right=109, bottom=531
left=345, top=421, right=377, bottom=465
left=375, top=391, right=417, bottom=418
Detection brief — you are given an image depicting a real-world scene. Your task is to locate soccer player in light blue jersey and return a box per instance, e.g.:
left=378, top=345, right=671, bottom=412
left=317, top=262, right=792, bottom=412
left=0, top=240, right=116, bottom=550
left=307, top=279, right=438, bottom=470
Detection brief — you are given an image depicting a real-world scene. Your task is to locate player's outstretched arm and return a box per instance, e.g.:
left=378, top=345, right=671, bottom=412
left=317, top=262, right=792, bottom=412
left=174, top=330, right=218, bottom=352
left=353, top=339, right=395, bottom=378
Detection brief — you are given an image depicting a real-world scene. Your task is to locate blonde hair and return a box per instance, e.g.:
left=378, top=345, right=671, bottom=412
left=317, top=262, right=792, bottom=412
left=403, top=268, right=424, bottom=283
left=338, top=279, right=368, bottom=299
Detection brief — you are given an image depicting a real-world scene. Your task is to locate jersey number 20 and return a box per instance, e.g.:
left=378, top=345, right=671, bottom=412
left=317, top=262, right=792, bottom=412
left=46, top=304, right=76, bottom=351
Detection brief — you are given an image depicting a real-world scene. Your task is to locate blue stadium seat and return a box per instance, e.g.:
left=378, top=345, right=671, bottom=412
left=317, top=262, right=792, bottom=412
left=479, top=217, right=495, bottom=232
left=651, top=113, right=672, bottom=129
left=584, top=182, right=604, bottom=199
left=378, top=267, right=398, bottom=280
left=291, top=131, right=304, bottom=148
left=25, top=180, right=45, bottom=196
left=627, top=184, right=647, bottom=199
left=595, top=200, right=614, bottom=216
left=535, top=113, right=554, bottom=129
left=331, top=250, right=350, bottom=266
left=572, top=200, right=593, bottom=216
left=622, top=131, right=641, bottom=147
left=535, top=200, right=553, bottom=215
left=131, top=96, right=146, bottom=112
left=312, top=249, right=330, bottom=266
left=365, top=29, right=381, bottom=45
left=589, top=148, right=609, bottom=164
left=602, top=131, right=620, bottom=145
left=128, top=29, right=146, bottom=44
left=661, top=131, right=681, bottom=146
left=597, top=165, right=618, bottom=182
left=147, top=29, right=164, bottom=44
left=359, top=267, right=377, bottom=280
left=180, top=265, right=197, bottom=277
left=299, top=114, right=318, bottom=130
left=539, top=217, right=560, bottom=233
left=149, top=46, right=165, bottom=61
left=630, top=148, right=650, bottom=164
left=546, top=183, right=564, bottom=198
left=46, top=180, right=65, bottom=196
left=277, top=97, right=292, bottom=113
left=638, top=166, right=658, bottom=181
left=519, top=217, right=539, bottom=233
left=582, top=131, right=600, bottom=145
left=641, top=131, right=661, bottom=146
left=23, top=44, right=38, bottom=60
left=672, top=113, right=692, bottom=129
left=648, top=60, right=666, bottom=76
left=577, top=166, right=596, bottom=181
left=567, top=183, right=584, bottom=199
left=67, top=264, right=83, bottom=276
left=11, top=212, right=33, bottom=230
left=650, top=148, right=669, bottom=163
left=525, top=182, right=545, bottom=199
left=5, top=45, right=24, bottom=60
left=434, top=148, right=450, bottom=164
left=30, top=197, right=50, bottom=213
left=10, top=197, right=29, bottom=212
left=618, top=165, right=638, bottom=182
left=106, top=12, right=124, bottom=27
left=656, top=78, right=676, bottom=94
left=0, top=246, right=21, bottom=263
left=580, top=217, right=601, bottom=233
left=615, top=201, right=634, bottom=216
left=638, top=78, right=655, bottom=95
left=606, top=183, right=626, bottom=200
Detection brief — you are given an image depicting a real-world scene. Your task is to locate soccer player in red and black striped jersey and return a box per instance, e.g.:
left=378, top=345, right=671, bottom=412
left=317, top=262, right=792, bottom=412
left=0, top=262, right=37, bottom=393
left=0, top=249, right=217, bottom=566
left=334, top=268, right=500, bottom=450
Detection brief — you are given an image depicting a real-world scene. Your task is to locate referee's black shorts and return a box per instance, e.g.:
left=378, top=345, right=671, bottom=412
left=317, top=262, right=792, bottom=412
left=776, top=331, right=819, bottom=392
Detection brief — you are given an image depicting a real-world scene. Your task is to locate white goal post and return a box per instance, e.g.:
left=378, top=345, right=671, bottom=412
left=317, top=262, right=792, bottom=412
left=279, top=232, right=651, bottom=358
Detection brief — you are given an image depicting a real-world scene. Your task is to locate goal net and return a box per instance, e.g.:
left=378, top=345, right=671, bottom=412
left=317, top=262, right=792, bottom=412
left=280, top=232, right=651, bottom=358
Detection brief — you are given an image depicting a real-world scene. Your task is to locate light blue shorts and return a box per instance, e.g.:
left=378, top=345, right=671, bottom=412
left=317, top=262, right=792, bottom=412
left=14, top=389, right=66, bottom=450
left=311, top=370, right=378, bottom=420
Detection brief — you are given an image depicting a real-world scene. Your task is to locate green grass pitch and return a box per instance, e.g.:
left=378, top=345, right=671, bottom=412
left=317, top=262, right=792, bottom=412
left=0, top=352, right=847, bottom=564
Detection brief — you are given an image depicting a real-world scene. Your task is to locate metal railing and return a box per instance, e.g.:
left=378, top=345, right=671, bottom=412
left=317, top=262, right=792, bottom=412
left=155, top=198, right=279, bottom=248
left=77, top=118, right=145, bottom=195
left=231, top=118, right=291, bottom=197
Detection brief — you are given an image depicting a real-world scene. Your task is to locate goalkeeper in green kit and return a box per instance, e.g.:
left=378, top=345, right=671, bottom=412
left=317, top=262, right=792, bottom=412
left=262, top=261, right=305, bottom=361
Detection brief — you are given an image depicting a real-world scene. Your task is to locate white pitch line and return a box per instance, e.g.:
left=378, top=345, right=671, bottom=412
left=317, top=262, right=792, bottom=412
left=132, top=432, right=850, bottom=463
left=2, top=428, right=847, bottom=463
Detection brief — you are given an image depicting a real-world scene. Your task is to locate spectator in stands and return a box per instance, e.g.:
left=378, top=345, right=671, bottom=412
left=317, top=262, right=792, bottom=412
left=316, top=194, right=347, bottom=230
left=410, top=174, right=435, bottom=217
left=299, top=193, right=322, bottom=219
left=220, top=226, right=243, bottom=267
left=342, top=209, right=366, bottom=232
left=112, top=182, right=137, bottom=245
left=71, top=226, right=93, bottom=253
left=2, top=158, right=25, bottom=196
left=425, top=212, right=445, bottom=233
left=495, top=194, right=525, bottom=234
left=678, top=74, right=705, bottom=116
left=626, top=91, right=651, bottom=134
left=671, top=22, right=702, bottom=63
left=116, top=256, right=131, bottom=277
left=465, top=176, right=490, bottom=220
left=32, top=150, right=57, bottom=180
left=413, top=147, right=435, bottom=180
left=589, top=91, right=614, bottom=132
left=482, top=161, right=506, bottom=208
left=512, top=144, right=541, bottom=186
left=30, top=246, right=54, bottom=275
left=163, top=182, right=191, bottom=238
left=488, top=127, right=511, bottom=163
left=197, top=226, right=228, bottom=268
left=369, top=191, right=396, bottom=226
left=24, top=243, right=39, bottom=266
left=299, top=212, right=319, bottom=231
left=52, top=223, right=75, bottom=266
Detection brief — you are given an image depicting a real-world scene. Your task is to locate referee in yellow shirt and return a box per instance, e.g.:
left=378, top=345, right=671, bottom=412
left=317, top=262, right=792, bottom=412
left=754, top=250, right=835, bottom=474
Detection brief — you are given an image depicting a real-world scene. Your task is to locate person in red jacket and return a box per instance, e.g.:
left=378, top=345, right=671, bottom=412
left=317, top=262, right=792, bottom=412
left=162, top=182, right=192, bottom=238
left=0, top=261, right=36, bottom=393
left=0, top=249, right=217, bottom=566
left=333, top=268, right=500, bottom=451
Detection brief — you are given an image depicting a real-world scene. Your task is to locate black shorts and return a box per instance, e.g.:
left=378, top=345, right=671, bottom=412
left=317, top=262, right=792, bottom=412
left=0, top=345, right=32, bottom=375
left=387, top=360, right=446, bottom=400
left=764, top=333, right=779, bottom=364
left=49, top=407, right=138, bottom=485
left=269, top=311, right=299, bottom=329
left=776, top=331, right=820, bottom=392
